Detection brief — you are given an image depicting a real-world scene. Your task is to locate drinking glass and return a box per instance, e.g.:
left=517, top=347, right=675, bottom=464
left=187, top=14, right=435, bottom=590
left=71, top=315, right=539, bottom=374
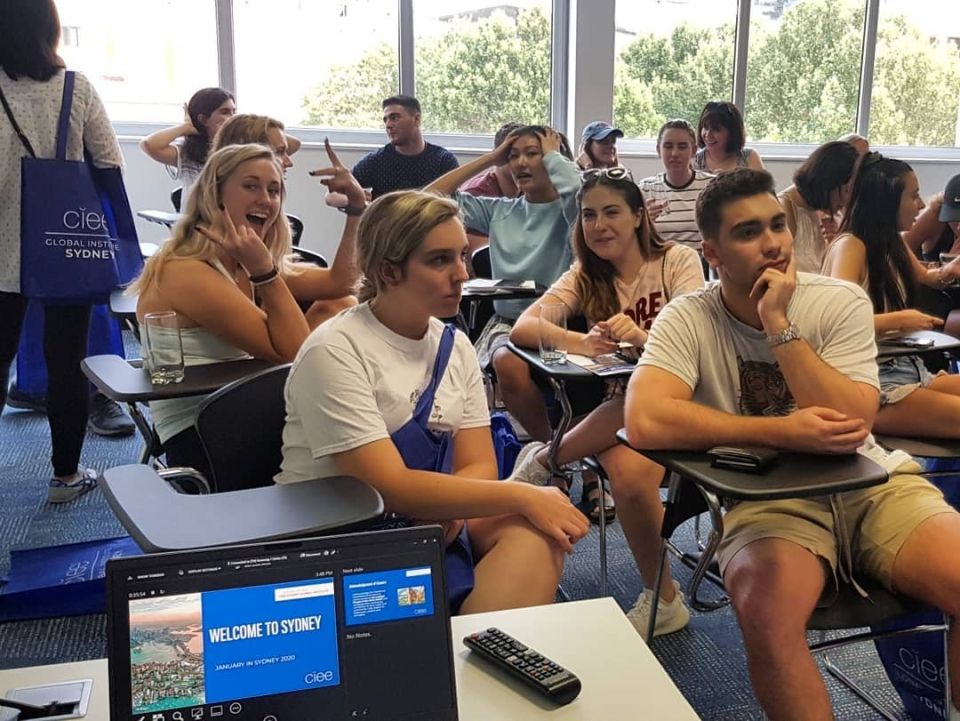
left=143, top=311, right=185, bottom=385
left=538, top=303, right=568, bottom=364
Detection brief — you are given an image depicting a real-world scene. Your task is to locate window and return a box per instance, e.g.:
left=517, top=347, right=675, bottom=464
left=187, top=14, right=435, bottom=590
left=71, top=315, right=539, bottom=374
left=744, top=0, right=865, bottom=144
left=613, top=1, right=737, bottom=140
left=869, top=0, right=960, bottom=148
left=411, top=1, right=553, bottom=134
left=234, top=0, right=399, bottom=130
left=56, top=0, right=220, bottom=123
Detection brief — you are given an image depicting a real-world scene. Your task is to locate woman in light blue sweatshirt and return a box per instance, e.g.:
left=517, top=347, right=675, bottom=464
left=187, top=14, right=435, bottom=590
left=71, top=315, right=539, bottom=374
left=426, top=125, right=580, bottom=445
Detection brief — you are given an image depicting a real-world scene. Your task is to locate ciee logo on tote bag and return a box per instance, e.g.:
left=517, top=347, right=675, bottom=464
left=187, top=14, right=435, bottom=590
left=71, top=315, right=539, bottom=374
left=0, top=71, right=143, bottom=303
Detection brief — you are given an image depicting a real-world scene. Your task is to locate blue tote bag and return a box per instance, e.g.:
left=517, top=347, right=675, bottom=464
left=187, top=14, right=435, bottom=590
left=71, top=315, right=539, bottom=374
left=0, top=71, right=142, bottom=303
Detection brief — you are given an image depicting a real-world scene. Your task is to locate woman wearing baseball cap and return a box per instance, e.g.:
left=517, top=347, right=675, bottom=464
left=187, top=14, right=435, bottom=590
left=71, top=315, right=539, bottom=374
left=904, top=173, right=960, bottom=261
left=577, top=121, right=624, bottom=170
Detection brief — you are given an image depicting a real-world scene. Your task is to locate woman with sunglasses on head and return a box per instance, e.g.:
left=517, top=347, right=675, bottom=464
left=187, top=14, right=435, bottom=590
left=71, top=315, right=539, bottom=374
left=139, top=87, right=236, bottom=207
left=509, top=169, right=704, bottom=636
left=276, top=190, right=589, bottom=614
left=694, top=101, right=764, bottom=174
left=425, top=126, right=580, bottom=446
left=822, top=153, right=960, bottom=439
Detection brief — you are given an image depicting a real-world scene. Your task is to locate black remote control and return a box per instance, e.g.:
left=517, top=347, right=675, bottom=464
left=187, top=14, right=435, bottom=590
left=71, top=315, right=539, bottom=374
left=463, top=627, right=582, bottom=705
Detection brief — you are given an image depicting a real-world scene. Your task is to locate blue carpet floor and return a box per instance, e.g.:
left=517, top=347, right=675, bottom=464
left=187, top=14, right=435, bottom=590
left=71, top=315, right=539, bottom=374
left=0, top=347, right=918, bottom=718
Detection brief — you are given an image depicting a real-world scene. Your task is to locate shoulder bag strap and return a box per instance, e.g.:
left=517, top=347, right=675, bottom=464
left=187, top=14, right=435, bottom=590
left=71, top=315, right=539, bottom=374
left=0, top=82, right=37, bottom=158
left=412, top=324, right=457, bottom=424
left=54, top=71, right=75, bottom=160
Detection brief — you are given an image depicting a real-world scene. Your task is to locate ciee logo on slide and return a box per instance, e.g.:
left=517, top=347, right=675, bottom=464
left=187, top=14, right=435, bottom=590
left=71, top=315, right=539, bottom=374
left=304, top=669, right=336, bottom=684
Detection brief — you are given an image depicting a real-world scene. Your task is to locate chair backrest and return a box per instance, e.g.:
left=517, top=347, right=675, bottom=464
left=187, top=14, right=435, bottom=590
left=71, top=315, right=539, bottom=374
left=171, top=186, right=183, bottom=212
left=287, top=213, right=304, bottom=246
left=195, top=363, right=292, bottom=493
left=292, top=246, right=329, bottom=268
left=472, top=245, right=492, bottom=279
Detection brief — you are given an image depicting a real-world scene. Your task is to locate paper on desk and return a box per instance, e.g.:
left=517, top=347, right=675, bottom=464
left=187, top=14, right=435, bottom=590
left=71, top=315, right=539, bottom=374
left=464, top=279, right=535, bottom=291
left=567, top=353, right=637, bottom=376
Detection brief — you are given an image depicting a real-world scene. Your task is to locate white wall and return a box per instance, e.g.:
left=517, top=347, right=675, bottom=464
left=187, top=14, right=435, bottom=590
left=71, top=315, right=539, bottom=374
left=120, top=136, right=960, bottom=260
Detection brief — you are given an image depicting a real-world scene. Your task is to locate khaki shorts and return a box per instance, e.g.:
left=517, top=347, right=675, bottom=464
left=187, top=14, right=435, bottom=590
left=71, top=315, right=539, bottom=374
left=716, top=466, right=956, bottom=596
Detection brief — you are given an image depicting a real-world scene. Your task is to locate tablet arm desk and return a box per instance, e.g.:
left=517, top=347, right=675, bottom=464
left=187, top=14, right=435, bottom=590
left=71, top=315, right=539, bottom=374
left=101, top=464, right=384, bottom=553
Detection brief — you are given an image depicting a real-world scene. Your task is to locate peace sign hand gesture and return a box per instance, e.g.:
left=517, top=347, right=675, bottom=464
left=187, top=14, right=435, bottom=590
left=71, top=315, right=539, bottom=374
left=196, top=206, right=275, bottom=278
left=309, top=138, right=366, bottom=207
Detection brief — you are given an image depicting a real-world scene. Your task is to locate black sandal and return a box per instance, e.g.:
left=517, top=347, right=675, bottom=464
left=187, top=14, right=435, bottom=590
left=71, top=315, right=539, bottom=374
left=581, top=475, right=616, bottom=524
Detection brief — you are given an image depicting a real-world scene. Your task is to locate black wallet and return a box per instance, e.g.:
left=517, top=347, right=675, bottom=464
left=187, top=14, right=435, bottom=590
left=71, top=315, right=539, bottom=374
left=707, top=446, right=779, bottom=473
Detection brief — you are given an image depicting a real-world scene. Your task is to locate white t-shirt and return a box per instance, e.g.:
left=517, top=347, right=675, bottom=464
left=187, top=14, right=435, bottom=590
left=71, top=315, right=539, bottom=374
left=638, top=273, right=879, bottom=416
left=545, top=244, right=705, bottom=330
left=276, top=303, right=490, bottom=484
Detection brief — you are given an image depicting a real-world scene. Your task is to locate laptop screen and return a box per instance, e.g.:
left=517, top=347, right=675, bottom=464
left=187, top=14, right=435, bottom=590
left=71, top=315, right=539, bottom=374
left=106, top=526, right=458, bottom=721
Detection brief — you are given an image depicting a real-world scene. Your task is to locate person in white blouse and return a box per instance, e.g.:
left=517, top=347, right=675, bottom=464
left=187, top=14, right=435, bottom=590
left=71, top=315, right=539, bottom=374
left=0, top=0, right=124, bottom=502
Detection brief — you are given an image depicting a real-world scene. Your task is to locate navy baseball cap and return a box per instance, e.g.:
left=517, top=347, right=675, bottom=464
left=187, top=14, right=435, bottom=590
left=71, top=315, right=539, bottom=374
left=581, top=121, right=624, bottom=144
left=939, top=174, right=960, bottom=223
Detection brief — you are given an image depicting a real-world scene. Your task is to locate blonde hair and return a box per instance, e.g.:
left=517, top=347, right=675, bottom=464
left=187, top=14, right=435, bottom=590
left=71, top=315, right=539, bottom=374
left=356, top=191, right=461, bottom=302
left=130, top=144, right=294, bottom=295
left=212, top=114, right=286, bottom=152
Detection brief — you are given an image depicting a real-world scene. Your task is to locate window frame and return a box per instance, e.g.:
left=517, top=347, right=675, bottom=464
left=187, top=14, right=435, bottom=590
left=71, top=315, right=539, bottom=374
left=108, top=0, right=960, bottom=164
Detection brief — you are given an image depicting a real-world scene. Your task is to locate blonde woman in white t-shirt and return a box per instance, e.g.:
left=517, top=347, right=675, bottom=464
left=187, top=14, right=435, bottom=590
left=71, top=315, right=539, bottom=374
left=277, top=190, right=589, bottom=614
left=509, top=168, right=704, bottom=636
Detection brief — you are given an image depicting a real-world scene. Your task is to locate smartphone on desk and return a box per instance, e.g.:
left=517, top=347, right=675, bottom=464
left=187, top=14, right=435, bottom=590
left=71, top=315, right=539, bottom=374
left=707, top=446, right=779, bottom=473
left=878, top=335, right=935, bottom=349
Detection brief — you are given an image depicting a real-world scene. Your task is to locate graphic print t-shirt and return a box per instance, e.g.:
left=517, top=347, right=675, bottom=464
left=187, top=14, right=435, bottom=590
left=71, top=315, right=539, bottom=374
left=637, top=273, right=879, bottom=416
left=544, top=244, right=704, bottom=330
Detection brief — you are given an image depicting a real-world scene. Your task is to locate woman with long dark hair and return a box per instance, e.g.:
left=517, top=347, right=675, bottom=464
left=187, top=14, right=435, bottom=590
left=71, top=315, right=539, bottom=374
left=822, top=153, right=960, bottom=438
left=510, top=168, right=704, bottom=635
left=140, top=86, right=236, bottom=206
left=0, top=0, right=123, bottom=502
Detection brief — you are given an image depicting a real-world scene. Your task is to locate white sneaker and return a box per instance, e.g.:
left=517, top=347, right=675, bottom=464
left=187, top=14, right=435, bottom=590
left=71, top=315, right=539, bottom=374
left=626, top=579, right=691, bottom=638
left=950, top=703, right=959, bottom=721
left=511, top=441, right=551, bottom=486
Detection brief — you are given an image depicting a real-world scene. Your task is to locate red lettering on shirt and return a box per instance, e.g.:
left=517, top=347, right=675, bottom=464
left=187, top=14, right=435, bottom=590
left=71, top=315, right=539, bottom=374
left=623, top=291, right=663, bottom=329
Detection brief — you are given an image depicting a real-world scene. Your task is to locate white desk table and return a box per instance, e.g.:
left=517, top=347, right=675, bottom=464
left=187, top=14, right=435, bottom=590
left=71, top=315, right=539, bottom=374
left=0, top=598, right=699, bottom=720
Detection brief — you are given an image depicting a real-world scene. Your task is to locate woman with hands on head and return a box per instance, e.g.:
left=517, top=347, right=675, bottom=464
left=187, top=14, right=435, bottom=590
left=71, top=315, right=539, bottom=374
left=276, top=190, right=588, bottom=614
left=508, top=169, right=704, bottom=635
left=426, top=125, right=581, bottom=446
left=131, top=143, right=317, bottom=479
left=139, top=87, right=235, bottom=206
left=822, top=153, right=960, bottom=439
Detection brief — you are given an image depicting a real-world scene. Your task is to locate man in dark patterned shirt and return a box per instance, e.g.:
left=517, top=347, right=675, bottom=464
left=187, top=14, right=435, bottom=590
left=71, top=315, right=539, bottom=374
left=352, top=95, right=459, bottom=199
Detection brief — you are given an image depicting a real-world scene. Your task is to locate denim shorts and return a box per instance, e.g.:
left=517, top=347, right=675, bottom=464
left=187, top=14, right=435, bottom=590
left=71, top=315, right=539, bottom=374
left=877, top=354, right=938, bottom=406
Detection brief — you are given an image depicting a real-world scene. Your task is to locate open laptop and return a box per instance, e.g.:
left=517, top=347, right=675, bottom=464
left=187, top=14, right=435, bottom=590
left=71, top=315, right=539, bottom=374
left=106, top=526, right=458, bottom=721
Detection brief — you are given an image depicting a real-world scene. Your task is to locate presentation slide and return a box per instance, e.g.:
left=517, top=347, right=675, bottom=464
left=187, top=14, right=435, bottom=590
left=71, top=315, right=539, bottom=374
left=343, top=567, right=435, bottom=627
left=200, top=579, right=341, bottom=703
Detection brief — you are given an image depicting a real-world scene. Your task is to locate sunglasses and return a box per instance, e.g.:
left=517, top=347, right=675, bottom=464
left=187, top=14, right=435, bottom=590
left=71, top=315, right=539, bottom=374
left=580, top=167, right=634, bottom=182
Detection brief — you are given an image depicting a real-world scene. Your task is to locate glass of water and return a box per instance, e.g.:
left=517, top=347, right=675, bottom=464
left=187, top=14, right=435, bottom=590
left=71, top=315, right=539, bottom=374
left=143, top=311, right=185, bottom=385
left=538, top=303, right=568, bottom=364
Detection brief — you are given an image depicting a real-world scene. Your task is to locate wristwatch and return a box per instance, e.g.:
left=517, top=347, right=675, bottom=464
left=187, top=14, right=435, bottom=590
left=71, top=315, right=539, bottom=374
left=767, top=322, right=801, bottom=348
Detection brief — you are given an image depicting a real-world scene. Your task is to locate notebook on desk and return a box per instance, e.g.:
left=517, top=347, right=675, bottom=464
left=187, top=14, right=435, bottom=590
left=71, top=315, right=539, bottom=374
left=105, top=526, right=458, bottom=721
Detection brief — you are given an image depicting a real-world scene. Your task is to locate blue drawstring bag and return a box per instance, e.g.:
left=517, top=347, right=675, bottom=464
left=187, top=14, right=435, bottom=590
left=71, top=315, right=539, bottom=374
left=872, top=462, right=960, bottom=721
left=0, top=536, right=142, bottom=621
left=490, top=411, right=521, bottom=479
left=1, top=71, right=142, bottom=304
left=15, top=300, right=124, bottom=396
